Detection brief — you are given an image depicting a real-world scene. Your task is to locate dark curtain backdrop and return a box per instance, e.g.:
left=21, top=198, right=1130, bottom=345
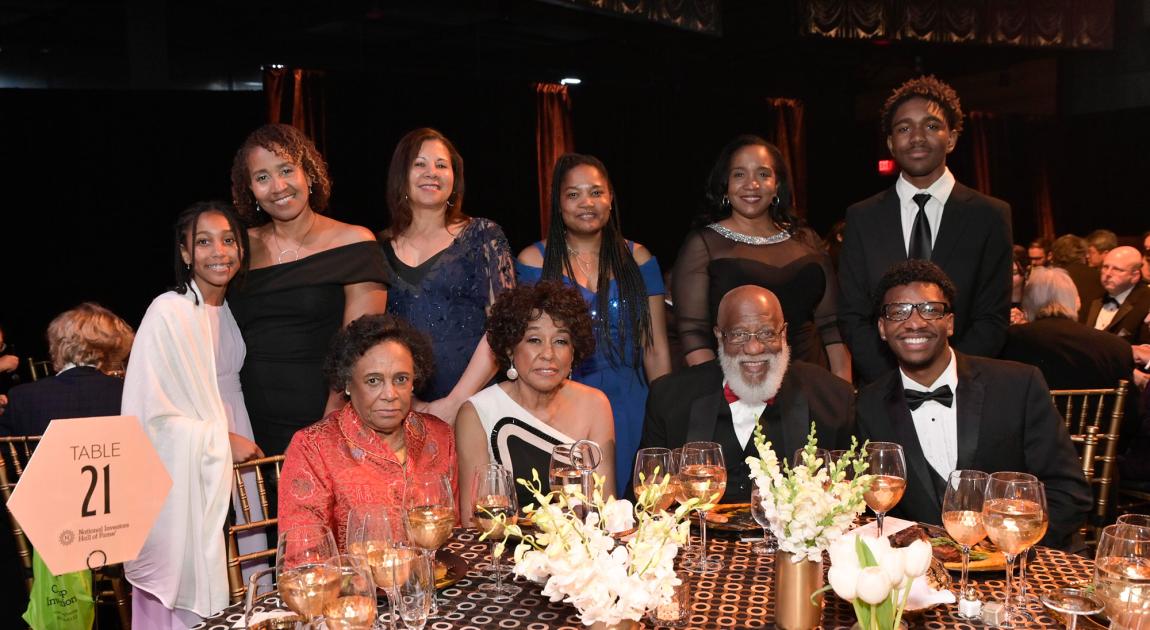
left=264, top=67, right=327, bottom=153
left=535, top=83, right=575, bottom=237
left=764, top=98, right=807, bottom=216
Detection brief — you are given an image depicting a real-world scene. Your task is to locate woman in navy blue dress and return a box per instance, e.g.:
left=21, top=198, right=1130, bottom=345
left=516, top=153, right=671, bottom=496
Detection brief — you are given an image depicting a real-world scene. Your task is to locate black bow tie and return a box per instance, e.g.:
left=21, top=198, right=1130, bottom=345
left=1103, top=295, right=1120, bottom=308
left=905, top=384, right=954, bottom=410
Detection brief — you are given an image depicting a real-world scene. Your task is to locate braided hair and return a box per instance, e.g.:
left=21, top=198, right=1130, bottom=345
left=540, top=154, right=653, bottom=368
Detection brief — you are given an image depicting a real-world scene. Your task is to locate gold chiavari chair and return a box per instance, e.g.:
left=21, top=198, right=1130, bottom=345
left=226, top=454, right=285, bottom=603
left=0, top=435, right=131, bottom=629
left=1050, top=380, right=1128, bottom=545
left=25, top=358, right=52, bottom=382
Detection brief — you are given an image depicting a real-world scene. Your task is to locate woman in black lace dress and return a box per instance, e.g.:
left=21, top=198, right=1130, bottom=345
left=672, top=135, right=851, bottom=381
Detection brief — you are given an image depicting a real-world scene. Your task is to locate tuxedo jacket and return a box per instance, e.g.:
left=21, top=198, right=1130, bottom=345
left=640, top=359, right=855, bottom=501
left=0, top=366, right=124, bottom=436
left=856, top=352, right=1092, bottom=550
left=838, top=182, right=1013, bottom=383
left=1084, top=283, right=1150, bottom=345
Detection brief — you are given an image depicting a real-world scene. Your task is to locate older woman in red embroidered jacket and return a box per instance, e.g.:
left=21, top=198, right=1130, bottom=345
left=278, top=314, right=458, bottom=550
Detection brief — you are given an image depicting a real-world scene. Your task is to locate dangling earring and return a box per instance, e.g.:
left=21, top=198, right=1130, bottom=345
left=506, top=366, right=519, bottom=381
left=185, top=262, right=190, bottom=271
left=722, top=195, right=731, bottom=211
left=446, top=193, right=456, bottom=208
left=308, top=184, right=313, bottom=194
left=344, top=387, right=350, bottom=396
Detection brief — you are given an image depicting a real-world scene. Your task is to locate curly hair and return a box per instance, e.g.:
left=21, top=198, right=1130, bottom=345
left=540, top=153, right=650, bottom=368
left=873, top=260, right=958, bottom=316
left=384, top=127, right=466, bottom=236
left=880, top=75, right=964, bottom=138
left=47, top=303, right=135, bottom=373
left=323, top=314, right=436, bottom=396
left=485, top=281, right=596, bottom=373
left=698, top=135, right=800, bottom=230
left=172, top=201, right=249, bottom=304
left=230, top=124, right=332, bottom=222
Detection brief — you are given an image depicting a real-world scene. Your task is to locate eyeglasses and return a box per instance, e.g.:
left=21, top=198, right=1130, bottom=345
left=720, top=326, right=786, bottom=346
left=880, top=302, right=950, bottom=321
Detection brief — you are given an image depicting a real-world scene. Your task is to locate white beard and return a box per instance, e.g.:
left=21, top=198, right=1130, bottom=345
left=719, top=342, right=790, bottom=403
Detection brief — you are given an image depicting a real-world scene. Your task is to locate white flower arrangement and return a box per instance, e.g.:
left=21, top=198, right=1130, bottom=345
left=825, top=533, right=933, bottom=630
left=487, top=469, right=695, bottom=627
left=745, top=423, right=873, bottom=563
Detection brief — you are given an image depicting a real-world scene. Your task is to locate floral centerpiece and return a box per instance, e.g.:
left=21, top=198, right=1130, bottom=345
left=825, top=533, right=933, bottom=630
left=746, top=423, right=874, bottom=630
left=488, top=469, right=696, bottom=628
left=746, top=423, right=873, bottom=562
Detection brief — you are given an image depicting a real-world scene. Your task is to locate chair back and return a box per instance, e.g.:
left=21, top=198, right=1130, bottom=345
left=1050, top=380, right=1128, bottom=542
left=25, top=358, right=52, bottom=382
left=0, top=436, right=41, bottom=591
left=227, top=454, right=285, bottom=603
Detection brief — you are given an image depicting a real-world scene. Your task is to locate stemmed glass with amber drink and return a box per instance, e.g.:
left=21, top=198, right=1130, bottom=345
left=942, top=469, right=988, bottom=617
left=276, top=524, right=340, bottom=628
left=1093, top=522, right=1150, bottom=630
left=347, top=503, right=417, bottom=628
left=323, top=554, right=377, bottom=630
left=983, top=472, right=1048, bottom=628
left=863, top=442, right=906, bottom=537
left=679, top=441, right=726, bottom=573
left=633, top=447, right=677, bottom=512
left=471, top=463, right=521, bottom=599
left=403, top=472, right=456, bottom=616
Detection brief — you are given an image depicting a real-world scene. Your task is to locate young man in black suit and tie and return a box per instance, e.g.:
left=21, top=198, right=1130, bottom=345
left=856, top=260, right=1090, bottom=550
left=839, top=76, right=1013, bottom=384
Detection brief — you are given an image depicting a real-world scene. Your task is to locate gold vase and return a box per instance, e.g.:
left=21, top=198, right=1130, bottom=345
left=774, top=550, right=824, bottom=630
left=588, top=620, right=640, bottom=630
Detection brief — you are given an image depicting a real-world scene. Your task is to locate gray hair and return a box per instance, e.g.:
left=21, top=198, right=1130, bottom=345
left=1022, top=266, right=1079, bottom=322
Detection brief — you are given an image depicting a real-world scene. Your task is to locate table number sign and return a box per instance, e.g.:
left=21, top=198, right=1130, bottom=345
left=7, top=415, right=172, bottom=575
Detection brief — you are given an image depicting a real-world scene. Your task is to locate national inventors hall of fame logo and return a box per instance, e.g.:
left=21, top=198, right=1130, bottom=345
left=59, top=529, right=75, bottom=546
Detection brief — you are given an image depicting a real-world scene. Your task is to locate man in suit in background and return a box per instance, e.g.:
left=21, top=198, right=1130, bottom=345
left=641, top=285, right=854, bottom=502
left=856, top=260, right=1090, bottom=550
left=1049, top=234, right=1105, bottom=321
left=1085, top=246, right=1150, bottom=344
left=838, top=75, right=1013, bottom=384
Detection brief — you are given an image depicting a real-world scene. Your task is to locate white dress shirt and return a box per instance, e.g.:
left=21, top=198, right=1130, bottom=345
left=1094, top=285, right=1134, bottom=330
left=899, top=348, right=959, bottom=481
left=725, top=381, right=768, bottom=449
left=896, top=168, right=956, bottom=256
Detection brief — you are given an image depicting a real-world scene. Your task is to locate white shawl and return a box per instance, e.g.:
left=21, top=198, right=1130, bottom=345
left=122, top=282, right=233, bottom=616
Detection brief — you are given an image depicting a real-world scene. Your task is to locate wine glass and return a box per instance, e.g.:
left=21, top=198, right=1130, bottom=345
left=941, top=469, right=988, bottom=616
left=1094, top=523, right=1150, bottom=629
left=390, top=542, right=434, bottom=630
left=991, top=472, right=1043, bottom=613
left=749, top=484, right=776, bottom=555
left=1040, top=587, right=1105, bottom=630
left=1118, top=514, right=1150, bottom=527
left=983, top=472, right=1048, bottom=628
left=403, top=473, right=455, bottom=617
left=276, top=524, right=340, bottom=628
left=863, top=442, right=906, bottom=537
left=323, top=554, right=378, bottom=630
left=470, top=463, right=521, bottom=599
left=549, top=440, right=601, bottom=518
left=633, top=447, right=676, bottom=511
left=679, top=441, right=726, bottom=573
left=243, top=566, right=303, bottom=629
left=346, top=504, right=402, bottom=626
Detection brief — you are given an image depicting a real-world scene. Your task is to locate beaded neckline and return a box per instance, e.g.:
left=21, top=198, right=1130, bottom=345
left=706, top=222, right=791, bottom=245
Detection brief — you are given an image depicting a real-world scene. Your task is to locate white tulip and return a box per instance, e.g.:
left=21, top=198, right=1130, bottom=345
left=881, top=546, right=905, bottom=586
left=855, top=566, right=892, bottom=605
left=828, top=565, right=859, bottom=600
left=902, top=539, right=933, bottom=578
left=828, top=534, right=861, bottom=571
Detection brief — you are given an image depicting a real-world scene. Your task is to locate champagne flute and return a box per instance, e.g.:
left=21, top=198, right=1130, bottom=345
left=679, top=441, right=726, bottom=573
left=323, top=554, right=377, bottom=630
left=403, top=472, right=456, bottom=617
left=1094, top=523, right=1150, bottom=629
left=749, top=484, right=776, bottom=555
left=390, top=542, right=434, bottom=630
left=471, top=463, right=521, bottom=599
left=550, top=441, right=601, bottom=518
left=983, top=472, right=1048, bottom=628
left=941, top=469, right=988, bottom=616
left=633, top=447, right=676, bottom=511
left=276, top=524, right=340, bottom=628
left=863, top=442, right=906, bottom=537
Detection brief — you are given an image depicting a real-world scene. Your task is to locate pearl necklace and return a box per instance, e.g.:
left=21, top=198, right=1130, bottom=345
left=273, top=215, right=317, bottom=263
left=707, top=222, right=791, bottom=245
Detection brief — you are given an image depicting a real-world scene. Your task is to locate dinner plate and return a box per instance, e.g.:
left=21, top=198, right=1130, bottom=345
left=921, top=523, right=1007, bottom=572
left=435, top=548, right=468, bottom=589
left=690, top=503, right=760, bottom=532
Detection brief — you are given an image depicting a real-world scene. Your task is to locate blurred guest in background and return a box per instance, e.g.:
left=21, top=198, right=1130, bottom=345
left=1051, top=234, right=1105, bottom=320
left=1086, top=229, right=1118, bottom=268
left=1028, top=237, right=1052, bottom=269
left=1085, top=246, right=1150, bottom=343
left=0, top=322, right=20, bottom=414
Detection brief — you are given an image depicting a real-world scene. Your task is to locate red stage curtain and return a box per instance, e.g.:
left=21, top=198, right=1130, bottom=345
left=264, top=67, right=328, bottom=153
left=535, top=83, right=575, bottom=237
left=764, top=97, right=807, bottom=216
left=968, top=111, right=995, bottom=197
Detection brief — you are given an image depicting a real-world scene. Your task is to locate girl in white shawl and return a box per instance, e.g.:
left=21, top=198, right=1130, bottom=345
left=123, top=201, right=264, bottom=627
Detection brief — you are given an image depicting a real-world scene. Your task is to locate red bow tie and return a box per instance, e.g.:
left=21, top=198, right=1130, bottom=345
left=724, top=383, right=775, bottom=406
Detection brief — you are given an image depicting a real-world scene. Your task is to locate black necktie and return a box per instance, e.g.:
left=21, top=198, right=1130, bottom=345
left=908, top=193, right=933, bottom=260
left=905, top=384, right=954, bottom=411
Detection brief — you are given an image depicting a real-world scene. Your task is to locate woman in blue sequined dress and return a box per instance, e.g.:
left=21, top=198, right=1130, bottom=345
left=516, top=153, right=671, bottom=496
left=381, top=128, right=515, bottom=423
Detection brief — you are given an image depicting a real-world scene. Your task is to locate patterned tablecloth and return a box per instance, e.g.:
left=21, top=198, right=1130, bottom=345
left=193, top=528, right=1096, bottom=629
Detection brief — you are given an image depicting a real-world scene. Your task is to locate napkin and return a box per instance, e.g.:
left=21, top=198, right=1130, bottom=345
left=232, top=610, right=299, bottom=629
left=906, top=573, right=957, bottom=610
left=848, top=516, right=916, bottom=539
